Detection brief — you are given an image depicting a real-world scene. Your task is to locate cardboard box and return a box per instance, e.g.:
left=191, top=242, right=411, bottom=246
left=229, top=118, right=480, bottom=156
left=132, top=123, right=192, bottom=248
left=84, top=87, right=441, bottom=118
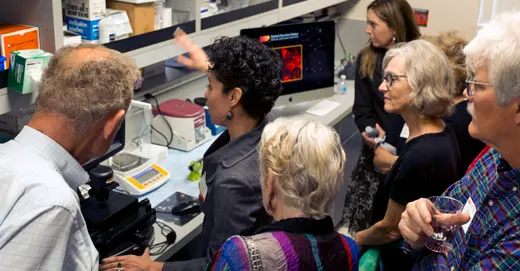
left=65, top=0, right=107, bottom=43
left=107, top=1, right=155, bottom=36
left=8, top=50, right=52, bottom=94
left=0, top=24, right=40, bottom=68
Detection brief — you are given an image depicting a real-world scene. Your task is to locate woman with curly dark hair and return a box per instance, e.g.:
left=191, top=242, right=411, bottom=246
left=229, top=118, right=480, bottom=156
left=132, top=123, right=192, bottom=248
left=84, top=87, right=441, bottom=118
left=100, top=30, right=282, bottom=271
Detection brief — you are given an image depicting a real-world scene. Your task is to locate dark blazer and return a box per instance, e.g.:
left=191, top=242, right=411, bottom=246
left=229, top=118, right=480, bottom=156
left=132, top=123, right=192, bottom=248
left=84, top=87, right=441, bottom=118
left=162, top=116, right=272, bottom=271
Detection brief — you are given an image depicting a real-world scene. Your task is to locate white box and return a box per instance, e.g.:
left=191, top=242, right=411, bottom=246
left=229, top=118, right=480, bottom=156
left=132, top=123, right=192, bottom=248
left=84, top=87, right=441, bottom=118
left=64, top=0, right=107, bottom=43
left=63, top=30, right=82, bottom=46
left=98, top=9, right=133, bottom=44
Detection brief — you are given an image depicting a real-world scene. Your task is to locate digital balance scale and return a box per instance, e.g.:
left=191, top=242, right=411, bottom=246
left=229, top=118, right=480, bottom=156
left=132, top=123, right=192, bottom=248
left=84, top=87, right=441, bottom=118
left=106, top=100, right=171, bottom=196
left=111, top=151, right=170, bottom=195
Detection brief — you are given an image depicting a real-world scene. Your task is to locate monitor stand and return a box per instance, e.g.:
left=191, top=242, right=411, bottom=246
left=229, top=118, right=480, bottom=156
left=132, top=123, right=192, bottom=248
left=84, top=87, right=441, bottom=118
left=270, top=99, right=321, bottom=118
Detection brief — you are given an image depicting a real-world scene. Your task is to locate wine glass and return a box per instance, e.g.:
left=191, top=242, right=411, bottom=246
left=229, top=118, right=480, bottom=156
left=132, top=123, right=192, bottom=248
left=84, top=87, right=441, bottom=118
left=425, top=196, right=464, bottom=253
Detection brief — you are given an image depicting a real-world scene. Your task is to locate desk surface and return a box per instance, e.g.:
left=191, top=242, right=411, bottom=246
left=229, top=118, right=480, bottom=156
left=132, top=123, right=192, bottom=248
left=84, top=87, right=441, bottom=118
left=145, top=81, right=355, bottom=261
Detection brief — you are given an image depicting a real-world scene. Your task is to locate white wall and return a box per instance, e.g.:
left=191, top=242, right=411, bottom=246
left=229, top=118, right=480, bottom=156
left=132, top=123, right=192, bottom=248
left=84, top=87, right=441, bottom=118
left=341, top=0, right=480, bottom=40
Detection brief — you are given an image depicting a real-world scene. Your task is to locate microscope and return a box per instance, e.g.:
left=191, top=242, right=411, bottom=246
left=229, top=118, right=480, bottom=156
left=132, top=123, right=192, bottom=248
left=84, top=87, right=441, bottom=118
left=79, top=122, right=156, bottom=259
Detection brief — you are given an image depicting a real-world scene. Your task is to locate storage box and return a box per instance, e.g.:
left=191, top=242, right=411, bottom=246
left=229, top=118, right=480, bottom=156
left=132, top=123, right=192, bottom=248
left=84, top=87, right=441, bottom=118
left=8, top=50, right=51, bottom=94
left=63, top=30, right=82, bottom=46
left=0, top=24, right=40, bottom=68
left=65, top=0, right=107, bottom=43
left=107, top=1, right=155, bottom=36
left=99, top=9, right=133, bottom=44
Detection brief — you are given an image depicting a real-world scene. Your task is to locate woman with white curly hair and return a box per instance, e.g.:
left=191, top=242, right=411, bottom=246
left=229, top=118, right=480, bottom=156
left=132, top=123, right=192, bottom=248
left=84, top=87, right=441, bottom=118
left=207, top=117, right=360, bottom=271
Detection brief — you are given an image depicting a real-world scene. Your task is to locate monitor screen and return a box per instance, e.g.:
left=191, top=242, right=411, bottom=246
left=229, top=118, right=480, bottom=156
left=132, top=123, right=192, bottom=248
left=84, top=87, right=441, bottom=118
left=240, top=21, right=335, bottom=96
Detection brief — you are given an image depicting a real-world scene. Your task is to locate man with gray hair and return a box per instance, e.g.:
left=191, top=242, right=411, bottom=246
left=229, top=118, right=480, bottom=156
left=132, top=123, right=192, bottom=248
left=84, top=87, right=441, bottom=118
left=398, top=12, right=520, bottom=270
left=0, top=44, right=141, bottom=270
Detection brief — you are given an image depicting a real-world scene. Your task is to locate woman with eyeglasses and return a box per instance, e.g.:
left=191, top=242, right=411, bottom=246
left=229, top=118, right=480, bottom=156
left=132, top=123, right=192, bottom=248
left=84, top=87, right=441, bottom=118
left=344, top=0, right=421, bottom=234
left=354, top=40, right=461, bottom=270
left=375, top=31, right=486, bottom=178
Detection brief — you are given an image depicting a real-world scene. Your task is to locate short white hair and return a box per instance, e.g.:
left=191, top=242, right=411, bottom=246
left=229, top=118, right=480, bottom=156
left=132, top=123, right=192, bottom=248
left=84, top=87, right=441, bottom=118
left=37, top=44, right=141, bottom=133
left=464, top=12, right=520, bottom=105
left=383, top=40, right=456, bottom=117
left=259, top=117, right=345, bottom=219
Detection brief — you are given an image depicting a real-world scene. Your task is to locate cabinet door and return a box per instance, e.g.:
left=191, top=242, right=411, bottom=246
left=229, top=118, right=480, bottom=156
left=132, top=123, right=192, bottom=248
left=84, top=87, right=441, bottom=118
left=331, top=114, right=361, bottom=226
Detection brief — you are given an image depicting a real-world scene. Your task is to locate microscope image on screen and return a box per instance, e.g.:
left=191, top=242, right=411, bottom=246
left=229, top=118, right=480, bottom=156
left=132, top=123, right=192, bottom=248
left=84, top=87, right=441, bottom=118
left=275, top=45, right=303, bottom=82
left=241, top=21, right=335, bottom=96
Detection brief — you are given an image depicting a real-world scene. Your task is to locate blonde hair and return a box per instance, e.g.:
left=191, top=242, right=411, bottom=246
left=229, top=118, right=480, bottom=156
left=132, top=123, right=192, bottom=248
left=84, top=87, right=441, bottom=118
left=422, top=31, right=468, bottom=96
left=36, top=44, right=141, bottom=132
left=259, top=117, right=346, bottom=219
left=383, top=40, right=456, bottom=117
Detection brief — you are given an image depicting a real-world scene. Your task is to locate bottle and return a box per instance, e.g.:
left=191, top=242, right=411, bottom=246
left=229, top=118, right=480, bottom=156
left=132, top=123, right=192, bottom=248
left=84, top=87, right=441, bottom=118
left=208, top=0, right=219, bottom=16
left=154, top=0, right=165, bottom=30
left=339, top=74, right=347, bottom=94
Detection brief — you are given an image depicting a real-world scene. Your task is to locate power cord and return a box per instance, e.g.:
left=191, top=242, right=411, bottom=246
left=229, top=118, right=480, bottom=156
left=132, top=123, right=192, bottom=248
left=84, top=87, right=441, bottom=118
left=149, top=221, right=177, bottom=256
left=144, top=93, right=174, bottom=147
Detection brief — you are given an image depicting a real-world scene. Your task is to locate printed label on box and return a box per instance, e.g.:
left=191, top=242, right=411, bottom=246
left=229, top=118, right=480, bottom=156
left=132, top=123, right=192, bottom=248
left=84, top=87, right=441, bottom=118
left=65, top=0, right=106, bottom=20
left=67, top=17, right=101, bottom=41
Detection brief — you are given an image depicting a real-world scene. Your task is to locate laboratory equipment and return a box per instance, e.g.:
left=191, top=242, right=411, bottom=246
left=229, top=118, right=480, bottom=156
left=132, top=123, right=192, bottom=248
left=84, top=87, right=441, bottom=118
left=80, top=165, right=156, bottom=259
left=241, top=21, right=336, bottom=107
left=151, top=99, right=212, bottom=151
left=106, top=100, right=171, bottom=196
left=80, top=113, right=156, bottom=259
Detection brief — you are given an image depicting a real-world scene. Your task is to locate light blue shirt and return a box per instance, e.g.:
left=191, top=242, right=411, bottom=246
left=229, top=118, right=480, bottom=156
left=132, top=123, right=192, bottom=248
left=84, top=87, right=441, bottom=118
left=0, top=126, right=99, bottom=270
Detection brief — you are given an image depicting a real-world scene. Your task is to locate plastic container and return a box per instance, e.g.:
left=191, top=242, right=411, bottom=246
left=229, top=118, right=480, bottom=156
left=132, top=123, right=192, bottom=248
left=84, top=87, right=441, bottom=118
left=154, top=0, right=165, bottom=30
left=98, top=15, right=116, bottom=44
left=0, top=56, right=6, bottom=71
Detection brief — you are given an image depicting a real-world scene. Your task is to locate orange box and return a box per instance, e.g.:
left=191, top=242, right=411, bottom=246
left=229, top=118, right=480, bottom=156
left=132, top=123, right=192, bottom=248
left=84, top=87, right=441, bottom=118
left=0, top=24, right=40, bottom=68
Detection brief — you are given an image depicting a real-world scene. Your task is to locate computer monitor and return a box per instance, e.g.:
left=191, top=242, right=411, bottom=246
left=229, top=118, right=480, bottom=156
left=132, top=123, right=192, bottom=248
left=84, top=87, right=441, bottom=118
left=240, top=21, right=336, bottom=107
left=82, top=121, right=125, bottom=171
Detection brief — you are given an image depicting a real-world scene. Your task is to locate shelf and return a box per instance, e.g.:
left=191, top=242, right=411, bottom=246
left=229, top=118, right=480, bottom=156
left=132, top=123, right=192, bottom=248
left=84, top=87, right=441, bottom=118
left=0, top=88, right=39, bottom=116
left=201, top=0, right=278, bottom=30
left=0, top=0, right=63, bottom=53
left=126, top=0, right=347, bottom=68
left=0, top=0, right=347, bottom=115
left=283, top=0, right=308, bottom=6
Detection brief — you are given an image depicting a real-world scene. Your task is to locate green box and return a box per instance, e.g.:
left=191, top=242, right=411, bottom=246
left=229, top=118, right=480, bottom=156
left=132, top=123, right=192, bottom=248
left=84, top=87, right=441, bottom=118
left=8, top=49, right=51, bottom=94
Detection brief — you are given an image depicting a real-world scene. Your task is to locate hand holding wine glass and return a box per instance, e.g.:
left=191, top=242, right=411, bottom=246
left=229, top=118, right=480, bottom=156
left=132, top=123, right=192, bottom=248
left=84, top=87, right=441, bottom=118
left=399, top=197, right=470, bottom=250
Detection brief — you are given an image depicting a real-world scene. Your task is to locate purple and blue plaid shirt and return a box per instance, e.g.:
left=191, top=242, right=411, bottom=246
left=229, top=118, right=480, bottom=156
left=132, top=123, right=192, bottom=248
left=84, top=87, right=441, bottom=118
left=413, top=148, right=520, bottom=270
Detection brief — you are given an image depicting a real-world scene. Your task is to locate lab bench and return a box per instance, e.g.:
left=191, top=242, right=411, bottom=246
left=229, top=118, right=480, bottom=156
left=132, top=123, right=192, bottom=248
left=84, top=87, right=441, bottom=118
left=147, top=80, right=360, bottom=261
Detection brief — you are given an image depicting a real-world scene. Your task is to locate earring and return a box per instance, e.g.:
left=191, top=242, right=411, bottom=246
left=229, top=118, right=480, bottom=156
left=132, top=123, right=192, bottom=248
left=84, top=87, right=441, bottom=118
left=392, top=36, right=396, bottom=42
left=225, top=111, right=233, bottom=121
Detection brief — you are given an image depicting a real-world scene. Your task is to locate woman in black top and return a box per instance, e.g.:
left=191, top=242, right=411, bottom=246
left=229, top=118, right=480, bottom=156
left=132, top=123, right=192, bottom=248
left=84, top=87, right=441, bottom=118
left=344, top=0, right=421, bottom=233
left=355, top=40, right=461, bottom=270
left=376, top=32, right=486, bottom=177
